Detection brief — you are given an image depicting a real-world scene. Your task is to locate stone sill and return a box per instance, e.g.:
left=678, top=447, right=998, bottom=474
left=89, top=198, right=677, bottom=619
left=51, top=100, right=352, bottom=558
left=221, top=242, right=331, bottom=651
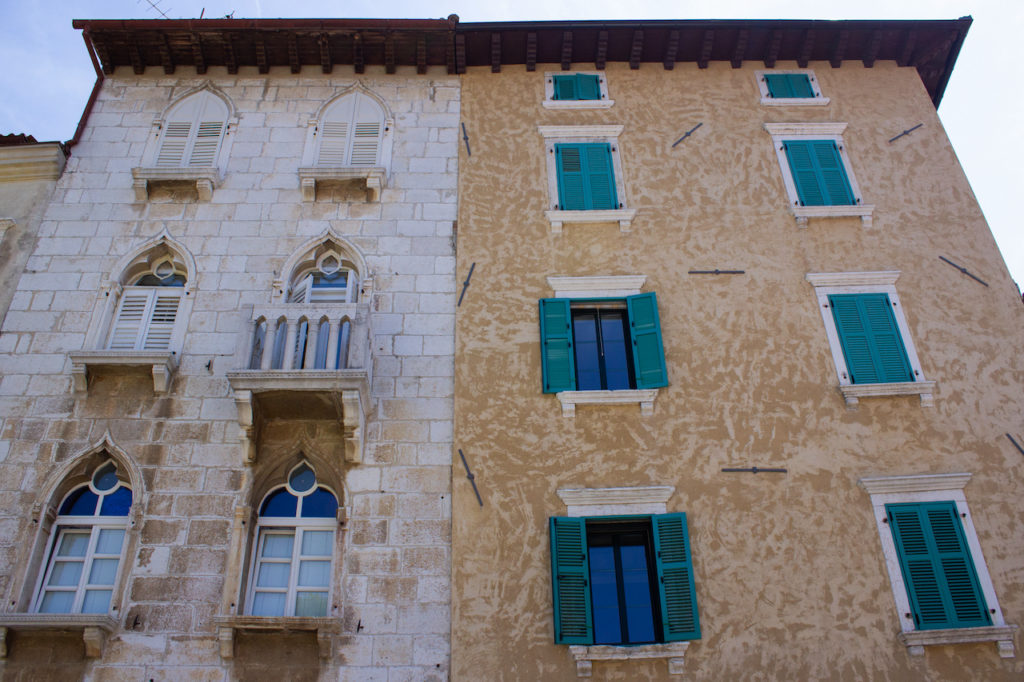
left=899, top=624, right=1018, bottom=658
left=792, top=204, right=874, bottom=228
left=556, top=389, right=659, bottom=418
left=569, top=641, right=689, bottom=677
left=0, top=613, right=118, bottom=658
left=760, top=96, right=831, bottom=106
left=214, top=615, right=339, bottom=659
left=298, top=166, right=385, bottom=202
left=546, top=208, right=637, bottom=234
left=543, top=99, right=615, bottom=110
left=69, top=350, right=177, bottom=395
left=839, top=380, right=936, bottom=408
left=132, top=166, right=219, bottom=201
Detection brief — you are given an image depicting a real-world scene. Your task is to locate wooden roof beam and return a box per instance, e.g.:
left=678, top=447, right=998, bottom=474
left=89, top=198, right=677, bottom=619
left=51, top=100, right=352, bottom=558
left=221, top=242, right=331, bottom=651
left=764, top=29, right=783, bottom=68
left=595, top=30, right=608, bottom=70
left=455, top=33, right=466, bottom=74
left=446, top=28, right=456, bottom=74
left=830, top=30, right=849, bottom=68
left=255, top=34, right=269, bottom=74
left=128, top=38, right=144, bottom=75
left=287, top=33, right=299, bottom=73
left=663, top=29, right=679, bottom=70
left=914, top=31, right=955, bottom=69
left=320, top=33, right=333, bottom=74
left=525, top=32, right=537, bottom=71
left=797, top=29, right=814, bottom=68
left=629, top=29, right=643, bottom=70
left=353, top=32, right=365, bottom=74
left=698, top=29, right=714, bottom=69
left=159, top=34, right=174, bottom=74
left=223, top=32, right=238, bottom=74
left=561, top=31, right=573, bottom=70
left=385, top=34, right=396, bottom=74
left=92, top=37, right=115, bottom=75
left=731, top=29, right=749, bottom=68
left=417, top=35, right=427, bottom=74
left=491, top=32, right=501, bottom=73
left=863, top=29, right=882, bottom=67
left=190, top=33, right=207, bottom=74
left=898, top=29, right=917, bottom=67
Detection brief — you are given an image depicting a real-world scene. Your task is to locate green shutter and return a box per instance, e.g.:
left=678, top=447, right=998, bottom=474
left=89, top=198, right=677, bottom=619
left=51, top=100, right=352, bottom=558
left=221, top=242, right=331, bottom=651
left=765, top=73, right=814, bottom=98
left=553, top=75, right=577, bottom=101
left=556, top=143, right=616, bottom=210
left=829, top=294, right=913, bottom=384
left=550, top=517, right=593, bottom=644
left=556, top=144, right=587, bottom=210
left=887, top=502, right=991, bottom=630
left=539, top=298, right=576, bottom=393
left=584, top=144, right=616, bottom=210
left=627, top=292, right=668, bottom=389
left=652, top=513, right=700, bottom=641
left=783, top=140, right=855, bottom=206
left=576, top=74, right=601, bottom=100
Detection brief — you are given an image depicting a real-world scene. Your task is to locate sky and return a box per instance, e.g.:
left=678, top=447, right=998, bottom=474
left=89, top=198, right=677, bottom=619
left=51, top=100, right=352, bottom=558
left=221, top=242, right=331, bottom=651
left=0, top=0, right=1020, bottom=288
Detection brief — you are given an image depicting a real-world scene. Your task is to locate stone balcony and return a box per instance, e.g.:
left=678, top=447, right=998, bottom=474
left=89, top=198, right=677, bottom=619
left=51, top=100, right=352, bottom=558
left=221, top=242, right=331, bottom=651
left=226, top=303, right=371, bottom=465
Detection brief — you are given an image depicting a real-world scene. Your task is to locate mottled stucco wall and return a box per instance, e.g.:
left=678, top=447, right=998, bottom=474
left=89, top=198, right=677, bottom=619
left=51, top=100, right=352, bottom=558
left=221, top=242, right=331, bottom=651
left=452, top=61, right=1024, bottom=680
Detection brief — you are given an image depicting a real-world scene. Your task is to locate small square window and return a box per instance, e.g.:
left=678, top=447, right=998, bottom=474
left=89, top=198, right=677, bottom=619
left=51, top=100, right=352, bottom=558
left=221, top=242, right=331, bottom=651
left=756, top=70, right=829, bottom=106
left=543, top=72, right=614, bottom=109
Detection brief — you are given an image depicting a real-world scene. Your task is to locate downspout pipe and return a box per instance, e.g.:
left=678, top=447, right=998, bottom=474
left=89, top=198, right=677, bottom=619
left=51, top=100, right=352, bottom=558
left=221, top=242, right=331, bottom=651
left=64, top=29, right=105, bottom=156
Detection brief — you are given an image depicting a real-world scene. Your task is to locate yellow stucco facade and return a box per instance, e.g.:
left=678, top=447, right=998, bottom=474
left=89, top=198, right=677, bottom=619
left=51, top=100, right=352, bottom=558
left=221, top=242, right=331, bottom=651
left=452, top=59, right=1024, bottom=680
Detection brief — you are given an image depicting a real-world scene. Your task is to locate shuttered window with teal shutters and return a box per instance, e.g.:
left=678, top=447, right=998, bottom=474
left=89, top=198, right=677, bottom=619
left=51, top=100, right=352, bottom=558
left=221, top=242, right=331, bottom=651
left=829, top=293, right=914, bottom=384
left=555, top=143, right=617, bottom=210
left=539, top=294, right=667, bottom=393
left=764, top=73, right=815, bottom=99
left=549, top=514, right=701, bottom=646
left=783, top=140, right=855, bottom=206
left=553, top=74, right=601, bottom=101
left=887, top=502, right=991, bottom=630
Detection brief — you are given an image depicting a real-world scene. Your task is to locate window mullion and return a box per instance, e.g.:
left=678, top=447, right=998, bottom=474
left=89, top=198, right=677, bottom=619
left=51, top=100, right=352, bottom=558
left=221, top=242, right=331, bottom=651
left=288, top=527, right=303, bottom=616
left=72, top=526, right=103, bottom=614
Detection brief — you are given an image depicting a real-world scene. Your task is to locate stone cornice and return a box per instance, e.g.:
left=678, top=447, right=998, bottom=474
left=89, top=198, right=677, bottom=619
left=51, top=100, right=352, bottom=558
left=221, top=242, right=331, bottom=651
left=546, top=275, right=646, bottom=298
left=806, top=271, right=900, bottom=287
left=764, top=122, right=848, bottom=136
left=557, top=486, right=675, bottom=507
left=0, top=143, right=66, bottom=182
left=858, top=473, right=972, bottom=495
left=537, top=125, right=624, bottom=139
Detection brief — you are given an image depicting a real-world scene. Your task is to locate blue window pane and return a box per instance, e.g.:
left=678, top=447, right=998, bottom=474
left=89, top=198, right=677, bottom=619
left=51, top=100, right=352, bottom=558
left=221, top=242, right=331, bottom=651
left=573, top=313, right=602, bottom=391
left=589, top=546, right=622, bottom=645
left=92, top=463, right=119, bottom=492
left=600, top=313, right=631, bottom=390
left=621, top=545, right=656, bottom=643
left=313, top=271, right=347, bottom=288
left=99, top=487, right=132, bottom=516
left=289, top=463, right=316, bottom=493
left=261, top=488, right=298, bottom=517
left=60, top=487, right=97, bottom=516
left=301, top=488, right=338, bottom=518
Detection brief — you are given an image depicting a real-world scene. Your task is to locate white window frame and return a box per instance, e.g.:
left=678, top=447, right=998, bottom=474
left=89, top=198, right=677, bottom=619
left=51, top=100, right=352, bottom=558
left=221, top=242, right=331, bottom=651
left=763, top=122, right=874, bottom=227
left=538, top=125, right=637, bottom=234
left=805, top=271, right=934, bottom=408
left=755, top=70, right=829, bottom=106
left=543, top=71, right=614, bottom=110
left=245, top=521, right=336, bottom=618
left=858, top=473, right=1017, bottom=658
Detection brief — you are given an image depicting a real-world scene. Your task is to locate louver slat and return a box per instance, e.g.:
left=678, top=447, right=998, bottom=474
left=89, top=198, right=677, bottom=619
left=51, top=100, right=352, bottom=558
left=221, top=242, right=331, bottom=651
left=108, top=293, right=151, bottom=350
left=317, top=122, right=350, bottom=165
left=350, top=122, right=382, bottom=166
left=652, top=513, right=700, bottom=641
left=142, top=294, right=181, bottom=350
left=155, top=122, right=191, bottom=167
left=812, top=141, right=855, bottom=206
left=550, top=517, right=593, bottom=644
left=556, top=145, right=586, bottom=210
left=188, top=121, right=224, bottom=166
left=584, top=144, right=616, bottom=210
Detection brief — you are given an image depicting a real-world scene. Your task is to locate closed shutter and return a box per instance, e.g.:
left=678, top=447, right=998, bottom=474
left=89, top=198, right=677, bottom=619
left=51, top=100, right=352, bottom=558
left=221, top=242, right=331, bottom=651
left=108, top=288, right=181, bottom=351
left=556, top=143, right=616, bottom=211
left=317, top=121, right=350, bottom=165
left=539, top=299, right=575, bottom=393
left=652, top=513, right=701, bottom=641
left=142, top=293, right=181, bottom=350
left=317, top=93, right=383, bottom=166
left=784, top=140, right=855, bottom=206
left=627, top=292, right=668, bottom=389
left=765, top=73, right=814, bottom=98
left=188, top=120, right=225, bottom=166
left=584, top=144, right=616, bottom=210
left=155, top=122, right=191, bottom=167
left=829, top=294, right=913, bottom=384
left=349, top=95, right=383, bottom=166
left=550, top=517, right=593, bottom=645
left=887, top=502, right=991, bottom=630
left=555, top=145, right=586, bottom=210
left=156, top=91, right=226, bottom=169
left=576, top=74, right=601, bottom=100
left=552, top=75, right=577, bottom=100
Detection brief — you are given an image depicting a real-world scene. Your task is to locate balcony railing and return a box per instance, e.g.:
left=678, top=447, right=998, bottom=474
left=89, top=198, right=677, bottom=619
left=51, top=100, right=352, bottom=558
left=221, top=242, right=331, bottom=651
left=244, top=303, right=369, bottom=372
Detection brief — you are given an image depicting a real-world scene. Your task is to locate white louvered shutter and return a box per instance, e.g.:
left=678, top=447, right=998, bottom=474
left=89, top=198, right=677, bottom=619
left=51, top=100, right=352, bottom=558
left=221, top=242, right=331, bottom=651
left=108, top=291, right=152, bottom=349
left=288, top=275, right=313, bottom=304
left=142, top=293, right=182, bottom=350
left=107, top=288, right=182, bottom=351
left=316, top=93, right=383, bottom=166
left=155, top=121, right=192, bottom=167
left=188, top=120, right=225, bottom=166
left=155, top=91, right=227, bottom=168
left=317, top=96, right=355, bottom=166
left=350, top=94, right=383, bottom=166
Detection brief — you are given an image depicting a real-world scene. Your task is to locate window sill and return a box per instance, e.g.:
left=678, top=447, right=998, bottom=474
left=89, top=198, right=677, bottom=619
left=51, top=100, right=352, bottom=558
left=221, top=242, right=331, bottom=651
left=545, top=209, right=637, bottom=234
left=213, top=615, right=339, bottom=660
left=0, top=613, right=118, bottom=659
left=792, top=204, right=874, bottom=228
left=69, top=350, right=177, bottom=395
left=899, top=624, right=1018, bottom=658
left=131, top=166, right=219, bottom=201
left=543, top=99, right=615, bottom=110
left=760, top=96, right=830, bottom=106
left=556, top=389, right=659, bottom=418
left=298, top=166, right=386, bottom=202
left=839, top=380, right=936, bottom=409
left=569, top=642, right=690, bottom=678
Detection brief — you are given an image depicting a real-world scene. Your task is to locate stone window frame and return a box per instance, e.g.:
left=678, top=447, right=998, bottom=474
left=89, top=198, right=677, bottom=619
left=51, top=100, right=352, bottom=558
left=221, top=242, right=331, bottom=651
left=755, top=69, right=830, bottom=106
left=543, top=71, right=614, bottom=109
left=858, top=473, right=1018, bottom=658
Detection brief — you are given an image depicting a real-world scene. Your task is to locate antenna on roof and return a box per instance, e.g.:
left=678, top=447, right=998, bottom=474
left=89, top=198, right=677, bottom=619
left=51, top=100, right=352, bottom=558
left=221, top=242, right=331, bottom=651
left=138, top=0, right=171, bottom=19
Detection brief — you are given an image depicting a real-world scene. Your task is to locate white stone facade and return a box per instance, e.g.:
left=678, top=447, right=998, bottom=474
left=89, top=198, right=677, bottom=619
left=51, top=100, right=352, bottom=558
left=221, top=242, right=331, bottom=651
left=0, top=67, right=457, bottom=680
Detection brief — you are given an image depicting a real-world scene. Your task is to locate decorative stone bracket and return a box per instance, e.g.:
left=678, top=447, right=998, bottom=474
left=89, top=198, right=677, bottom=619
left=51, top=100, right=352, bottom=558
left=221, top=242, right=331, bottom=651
left=545, top=208, right=637, bottom=234
left=298, top=167, right=386, bottom=202
left=213, top=616, right=339, bottom=660
left=69, top=350, right=177, bottom=395
left=132, top=166, right=219, bottom=201
left=556, top=389, right=659, bottom=418
left=0, top=614, right=118, bottom=659
left=899, top=624, right=1018, bottom=658
left=839, top=380, right=936, bottom=408
left=569, top=642, right=689, bottom=677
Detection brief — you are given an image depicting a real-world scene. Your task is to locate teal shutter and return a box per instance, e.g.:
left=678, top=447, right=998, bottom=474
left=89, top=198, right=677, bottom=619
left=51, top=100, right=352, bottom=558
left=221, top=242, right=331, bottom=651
left=584, top=144, right=616, bottom=210
left=783, top=140, right=855, bottom=206
left=556, top=143, right=616, bottom=210
left=553, top=75, right=577, bottom=101
left=550, top=517, right=593, bottom=644
left=652, top=513, right=700, bottom=641
left=765, top=73, right=814, bottom=98
left=556, top=145, right=586, bottom=210
left=627, top=292, right=668, bottom=389
left=887, top=502, right=991, bottom=630
left=576, top=74, right=601, bottom=100
left=539, top=298, right=576, bottom=393
left=829, top=294, right=913, bottom=384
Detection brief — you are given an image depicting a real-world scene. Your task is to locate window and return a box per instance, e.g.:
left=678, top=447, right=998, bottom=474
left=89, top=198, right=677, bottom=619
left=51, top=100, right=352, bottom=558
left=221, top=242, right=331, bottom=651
left=549, top=514, right=699, bottom=646
left=539, top=292, right=667, bottom=394
left=544, top=72, right=613, bottom=109
left=107, top=260, right=185, bottom=352
left=32, top=462, right=132, bottom=615
left=806, top=271, right=934, bottom=407
left=755, top=70, right=829, bottom=105
left=859, top=474, right=1016, bottom=657
left=764, top=123, right=873, bottom=227
left=538, top=126, right=636, bottom=233
left=246, top=463, right=339, bottom=618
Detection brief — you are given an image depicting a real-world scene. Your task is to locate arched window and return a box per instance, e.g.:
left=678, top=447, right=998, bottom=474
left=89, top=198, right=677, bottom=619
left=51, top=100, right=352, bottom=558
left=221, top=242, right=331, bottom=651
left=32, top=461, right=132, bottom=614
left=246, top=462, right=339, bottom=617
left=155, top=90, right=229, bottom=168
left=107, top=256, right=187, bottom=351
left=316, top=92, right=385, bottom=167
left=288, top=250, right=358, bottom=304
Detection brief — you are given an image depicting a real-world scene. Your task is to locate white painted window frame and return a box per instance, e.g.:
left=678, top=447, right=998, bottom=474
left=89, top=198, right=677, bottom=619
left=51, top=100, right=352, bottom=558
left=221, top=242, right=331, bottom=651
left=805, top=271, right=935, bottom=408
left=543, top=71, right=614, bottom=109
left=538, top=125, right=637, bottom=233
left=244, top=521, right=337, bottom=618
left=764, top=122, right=874, bottom=228
left=858, top=473, right=1017, bottom=658
left=755, top=70, right=829, bottom=106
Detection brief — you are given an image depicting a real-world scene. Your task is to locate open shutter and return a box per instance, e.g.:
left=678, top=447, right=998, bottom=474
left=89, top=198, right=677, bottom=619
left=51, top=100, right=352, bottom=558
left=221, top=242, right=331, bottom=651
left=627, top=292, right=668, bottom=389
left=349, top=94, right=383, bottom=166
left=141, top=292, right=181, bottom=350
left=652, top=513, right=700, bottom=641
left=108, top=290, right=153, bottom=350
left=829, top=294, right=913, bottom=384
left=288, top=275, right=312, bottom=304
left=584, top=144, right=617, bottom=210
left=887, top=502, right=991, bottom=630
left=550, top=517, right=593, bottom=645
left=539, top=299, right=575, bottom=393
left=576, top=74, right=601, bottom=100
left=556, top=145, right=586, bottom=210
left=553, top=75, right=577, bottom=100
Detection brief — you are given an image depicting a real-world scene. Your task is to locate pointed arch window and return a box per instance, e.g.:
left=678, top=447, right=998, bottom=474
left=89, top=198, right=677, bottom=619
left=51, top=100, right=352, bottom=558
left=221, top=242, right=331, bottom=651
left=246, top=463, right=339, bottom=618
left=155, top=90, right=228, bottom=168
left=32, top=462, right=132, bottom=615
left=107, top=258, right=186, bottom=352
left=316, top=92, right=385, bottom=168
